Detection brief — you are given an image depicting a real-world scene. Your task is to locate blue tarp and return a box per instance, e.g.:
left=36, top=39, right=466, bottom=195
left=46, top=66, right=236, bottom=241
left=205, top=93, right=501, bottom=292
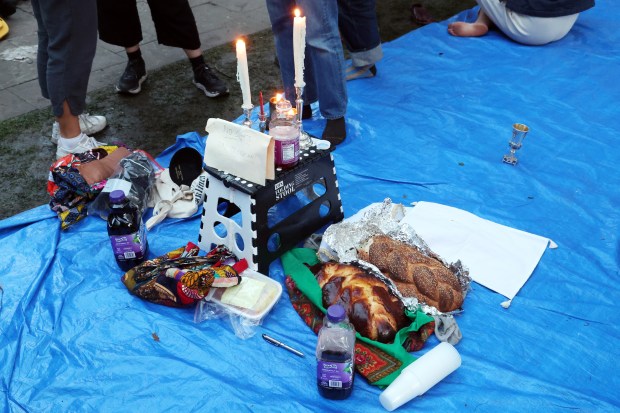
left=2, top=3, right=619, bottom=412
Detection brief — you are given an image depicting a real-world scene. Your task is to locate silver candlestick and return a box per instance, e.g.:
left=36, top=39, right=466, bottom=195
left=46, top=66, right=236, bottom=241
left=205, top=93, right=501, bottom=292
left=295, top=85, right=313, bottom=150
left=502, top=123, right=530, bottom=165
left=242, top=105, right=254, bottom=128
left=258, top=113, right=267, bottom=133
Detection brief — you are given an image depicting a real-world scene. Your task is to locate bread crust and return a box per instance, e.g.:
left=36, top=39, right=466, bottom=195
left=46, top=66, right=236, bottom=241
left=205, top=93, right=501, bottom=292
left=316, top=262, right=410, bottom=343
left=358, top=235, right=463, bottom=312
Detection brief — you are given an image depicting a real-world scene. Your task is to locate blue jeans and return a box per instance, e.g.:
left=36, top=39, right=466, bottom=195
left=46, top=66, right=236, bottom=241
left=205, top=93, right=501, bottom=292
left=32, top=0, right=98, bottom=117
left=338, top=0, right=383, bottom=67
left=266, top=0, right=347, bottom=120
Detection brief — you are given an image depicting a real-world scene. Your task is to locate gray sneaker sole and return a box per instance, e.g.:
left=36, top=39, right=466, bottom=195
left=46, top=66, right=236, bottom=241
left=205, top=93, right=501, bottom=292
left=193, top=80, right=229, bottom=98
left=116, top=74, right=148, bottom=94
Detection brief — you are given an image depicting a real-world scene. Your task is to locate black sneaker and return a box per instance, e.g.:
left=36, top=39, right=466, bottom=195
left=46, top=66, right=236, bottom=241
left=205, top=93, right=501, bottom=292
left=116, top=57, right=147, bottom=94
left=192, top=65, right=229, bottom=98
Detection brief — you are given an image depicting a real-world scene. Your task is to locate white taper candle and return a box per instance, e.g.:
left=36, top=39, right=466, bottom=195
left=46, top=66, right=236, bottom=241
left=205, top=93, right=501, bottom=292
left=293, top=9, right=306, bottom=88
left=236, top=39, right=252, bottom=109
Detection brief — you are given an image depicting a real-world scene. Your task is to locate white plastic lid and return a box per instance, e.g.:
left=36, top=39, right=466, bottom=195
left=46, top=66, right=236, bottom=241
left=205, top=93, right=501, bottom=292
left=205, top=269, right=282, bottom=321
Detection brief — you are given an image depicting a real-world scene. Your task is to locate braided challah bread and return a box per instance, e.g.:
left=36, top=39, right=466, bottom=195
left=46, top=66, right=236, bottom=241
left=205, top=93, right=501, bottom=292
left=316, top=262, right=410, bottom=343
left=358, top=235, right=463, bottom=312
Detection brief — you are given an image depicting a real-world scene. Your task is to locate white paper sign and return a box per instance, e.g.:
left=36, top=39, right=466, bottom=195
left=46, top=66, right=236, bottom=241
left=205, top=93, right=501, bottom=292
left=204, top=118, right=275, bottom=185
left=401, top=201, right=556, bottom=300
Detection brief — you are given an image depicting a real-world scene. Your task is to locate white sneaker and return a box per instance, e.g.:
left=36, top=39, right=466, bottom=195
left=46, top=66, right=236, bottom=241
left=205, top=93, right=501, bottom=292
left=55, top=133, right=108, bottom=159
left=51, top=113, right=107, bottom=144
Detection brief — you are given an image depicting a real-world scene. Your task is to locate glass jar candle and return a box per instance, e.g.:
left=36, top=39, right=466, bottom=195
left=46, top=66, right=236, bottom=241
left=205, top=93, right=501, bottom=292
left=269, top=98, right=300, bottom=169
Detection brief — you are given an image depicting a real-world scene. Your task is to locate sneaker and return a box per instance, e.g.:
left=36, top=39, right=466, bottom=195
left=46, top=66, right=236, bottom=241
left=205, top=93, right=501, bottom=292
left=51, top=113, right=107, bottom=144
left=116, top=57, right=147, bottom=94
left=192, top=65, right=229, bottom=98
left=55, top=133, right=108, bottom=159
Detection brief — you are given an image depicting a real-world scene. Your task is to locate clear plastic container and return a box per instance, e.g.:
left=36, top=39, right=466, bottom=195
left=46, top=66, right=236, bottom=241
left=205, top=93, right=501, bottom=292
left=203, top=269, right=282, bottom=321
left=316, top=304, right=356, bottom=400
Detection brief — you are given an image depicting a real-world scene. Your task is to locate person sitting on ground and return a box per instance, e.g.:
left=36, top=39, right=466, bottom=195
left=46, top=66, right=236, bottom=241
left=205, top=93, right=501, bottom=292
left=266, top=0, right=348, bottom=146
left=96, top=0, right=228, bottom=97
left=32, top=0, right=108, bottom=159
left=448, top=0, right=595, bottom=46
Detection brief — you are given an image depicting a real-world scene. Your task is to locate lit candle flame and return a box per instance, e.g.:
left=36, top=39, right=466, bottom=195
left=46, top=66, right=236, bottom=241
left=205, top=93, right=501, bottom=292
left=294, top=8, right=300, bottom=17
left=236, top=39, right=244, bottom=48
left=276, top=93, right=283, bottom=102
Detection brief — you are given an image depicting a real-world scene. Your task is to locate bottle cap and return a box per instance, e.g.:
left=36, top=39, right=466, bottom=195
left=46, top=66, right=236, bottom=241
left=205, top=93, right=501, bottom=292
left=327, top=304, right=346, bottom=323
left=109, top=190, right=126, bottom=204
left=379, top=342, right=461, bottom=411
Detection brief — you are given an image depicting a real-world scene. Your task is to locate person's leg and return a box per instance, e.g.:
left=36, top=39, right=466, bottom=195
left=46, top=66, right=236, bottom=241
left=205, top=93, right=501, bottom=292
left=184, top=47, right=229, bottom=97
left=266, top=0, right=298, bottom=105
left=300, top=0, right=347, bottom=119
left=32, top=0, right=49, bottom=101
left=449, top=0, right=579, bottom=45
left=115, top=43, right=147, bottom=94
left=266, top=0, right=318, bottom=120
left=338, top=0, right=383, bottom=72
left=297, top=0, right=347, bottom=144
left=97, top=0, right=143, bottom=47
left=35, top=0, right=106, bottom=144
left=147, top=0, right=228, bottom=97
left=97, top=0, right=147, bottom=94
left=447, top=7, right=492, bottom=38
left=33, top=0, right=106, bottom=158
left=34, top=0, right=95, bottom=118
left=56, top=100, right=80, bottom=139
left=499, top=13, right=579, bottom=45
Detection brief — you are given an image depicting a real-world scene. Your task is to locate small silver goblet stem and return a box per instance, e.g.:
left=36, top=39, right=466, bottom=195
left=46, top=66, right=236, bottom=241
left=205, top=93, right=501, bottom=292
left=502, top=123, right=529, bottom=165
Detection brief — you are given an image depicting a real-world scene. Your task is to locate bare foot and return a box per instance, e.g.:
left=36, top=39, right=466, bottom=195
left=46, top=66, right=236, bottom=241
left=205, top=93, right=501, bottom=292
left=448, top=22, right=489, bottom=37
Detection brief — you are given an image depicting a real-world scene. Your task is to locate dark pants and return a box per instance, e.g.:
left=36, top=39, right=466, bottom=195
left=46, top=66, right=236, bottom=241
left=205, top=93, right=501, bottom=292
left=32, top=0, right=98, bottom=117
left=338, top=0, right=380, bottom=52
left=338, top=0, right=382, bottom=66
left=97, top=0, right=201, bottom=50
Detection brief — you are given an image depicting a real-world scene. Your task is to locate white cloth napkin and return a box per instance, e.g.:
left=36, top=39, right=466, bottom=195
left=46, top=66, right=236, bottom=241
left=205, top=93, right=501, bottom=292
left=401, top=201, right=557, bottom=300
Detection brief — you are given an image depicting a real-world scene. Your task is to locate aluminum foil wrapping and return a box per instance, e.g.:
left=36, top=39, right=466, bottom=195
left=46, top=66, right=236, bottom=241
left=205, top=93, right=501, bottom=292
left=317, top=199, right=471, bottom=316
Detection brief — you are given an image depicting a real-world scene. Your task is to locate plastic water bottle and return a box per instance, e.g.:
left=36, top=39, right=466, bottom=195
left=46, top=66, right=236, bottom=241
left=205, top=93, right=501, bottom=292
left=107, top=189, right=148, bottom=271
left=316, top=304, right=356, bottom=400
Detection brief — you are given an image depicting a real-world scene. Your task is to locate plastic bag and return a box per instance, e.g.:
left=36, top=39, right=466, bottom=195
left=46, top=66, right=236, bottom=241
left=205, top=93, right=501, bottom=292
left=193, top=269, right=282, bottom=340
left=89, top=150, right=161, bottom=220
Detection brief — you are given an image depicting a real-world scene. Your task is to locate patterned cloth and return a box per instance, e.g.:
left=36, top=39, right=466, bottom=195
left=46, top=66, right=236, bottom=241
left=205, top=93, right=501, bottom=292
left=47, top=147, right=112, bottom=229
left=281, top=248, right=436, bottom=388
left=121, top=243, right=248, bottom=308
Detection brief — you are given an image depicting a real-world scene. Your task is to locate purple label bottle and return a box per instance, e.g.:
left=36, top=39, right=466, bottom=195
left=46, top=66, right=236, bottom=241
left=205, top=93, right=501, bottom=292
left=316, top=304, right=356, bottom=400
left=107, top=190, right=148, bottom=272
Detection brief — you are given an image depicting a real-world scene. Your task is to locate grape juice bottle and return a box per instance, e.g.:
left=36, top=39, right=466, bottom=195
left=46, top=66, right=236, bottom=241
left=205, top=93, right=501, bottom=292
left=107, top=189, right=148, bottom=271
left=316, top=304, right=356, bottom=400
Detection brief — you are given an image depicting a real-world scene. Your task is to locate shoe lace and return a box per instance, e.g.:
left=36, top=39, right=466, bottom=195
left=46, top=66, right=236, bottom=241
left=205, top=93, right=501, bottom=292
left=123, top=59, right=142, bottom=80
left=197, top=65, right=219, bottom=83
left=79, top=113, right=93, bottom=128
